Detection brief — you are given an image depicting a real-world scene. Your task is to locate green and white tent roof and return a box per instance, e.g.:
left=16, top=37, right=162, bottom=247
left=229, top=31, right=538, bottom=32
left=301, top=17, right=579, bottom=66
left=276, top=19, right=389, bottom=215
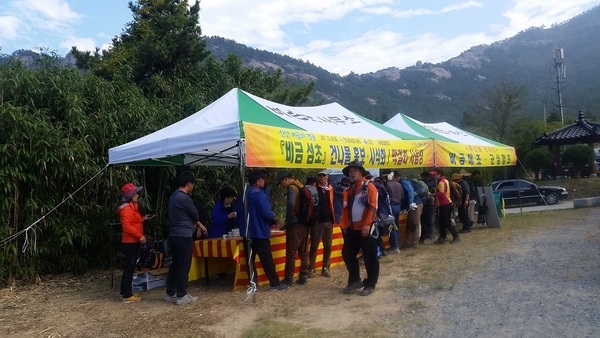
left=385, top=113, right=508, bottom=146
left=108, top=88, right=423, bottom=167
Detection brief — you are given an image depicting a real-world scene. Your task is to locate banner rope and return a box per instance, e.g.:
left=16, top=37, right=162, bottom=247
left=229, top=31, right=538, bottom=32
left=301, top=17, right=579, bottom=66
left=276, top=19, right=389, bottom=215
left=0, top=164, right=109, bottom=251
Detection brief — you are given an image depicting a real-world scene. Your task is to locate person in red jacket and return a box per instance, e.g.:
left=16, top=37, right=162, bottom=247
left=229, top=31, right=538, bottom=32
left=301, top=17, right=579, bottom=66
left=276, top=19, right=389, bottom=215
left=118, top=183, right=152, bottom=302
left=431, top=170, right=460, bottom=244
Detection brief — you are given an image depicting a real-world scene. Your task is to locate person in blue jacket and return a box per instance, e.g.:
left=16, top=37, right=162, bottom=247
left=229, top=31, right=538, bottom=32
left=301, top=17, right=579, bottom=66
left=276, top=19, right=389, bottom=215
left=245, top=170, right=289, bottom=291
left=208, top=187, right=239, bottom=238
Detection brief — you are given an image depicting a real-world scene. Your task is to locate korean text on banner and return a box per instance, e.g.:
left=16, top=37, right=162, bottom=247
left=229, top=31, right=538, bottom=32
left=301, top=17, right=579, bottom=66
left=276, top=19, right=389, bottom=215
left=434, top=140, right=517, bottom=167
left=244, top=122, right=434, bottom=169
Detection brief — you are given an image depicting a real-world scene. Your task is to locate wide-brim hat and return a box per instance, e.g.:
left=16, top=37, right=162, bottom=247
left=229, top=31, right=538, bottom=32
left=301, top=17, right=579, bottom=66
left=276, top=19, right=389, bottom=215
left=342, top=160, right=367, bottom=177
left=459, top=169, right=472, bottom=177
left=451, top=173, right=463, bottom=181
left=121, top=183, right=143, bottom=202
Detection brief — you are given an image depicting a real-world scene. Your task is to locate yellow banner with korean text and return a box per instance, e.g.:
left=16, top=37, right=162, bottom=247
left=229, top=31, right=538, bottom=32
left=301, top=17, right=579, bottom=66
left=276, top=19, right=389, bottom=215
left=244, top=122, right=434, bottom=169
left=434, top=140, right=517, bottom=167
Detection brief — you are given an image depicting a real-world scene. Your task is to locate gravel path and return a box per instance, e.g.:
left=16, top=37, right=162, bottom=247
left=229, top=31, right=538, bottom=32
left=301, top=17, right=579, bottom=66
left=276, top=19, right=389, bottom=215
left=406, top=208, right=600, bottom=337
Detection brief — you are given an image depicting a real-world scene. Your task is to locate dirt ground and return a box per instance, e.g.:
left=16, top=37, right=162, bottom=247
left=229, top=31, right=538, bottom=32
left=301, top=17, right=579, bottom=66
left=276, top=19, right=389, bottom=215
left=1, top=207, right=599, bottom=337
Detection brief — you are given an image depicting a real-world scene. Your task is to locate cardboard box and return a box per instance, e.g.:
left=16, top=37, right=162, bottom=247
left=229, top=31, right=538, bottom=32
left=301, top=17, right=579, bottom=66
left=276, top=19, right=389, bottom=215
left=132, top=267, right=168, bottom=290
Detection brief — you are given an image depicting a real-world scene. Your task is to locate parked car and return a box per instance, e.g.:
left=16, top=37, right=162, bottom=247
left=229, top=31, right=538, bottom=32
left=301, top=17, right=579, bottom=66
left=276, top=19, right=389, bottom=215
left=490, top=179, right=569, bottom=206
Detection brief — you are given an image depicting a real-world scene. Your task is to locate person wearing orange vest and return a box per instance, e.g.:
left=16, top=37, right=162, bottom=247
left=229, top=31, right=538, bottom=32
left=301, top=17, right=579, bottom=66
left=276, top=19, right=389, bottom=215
left=308, top=169, right=336, bottom=278
left=341, top=160, right=379, bottom=296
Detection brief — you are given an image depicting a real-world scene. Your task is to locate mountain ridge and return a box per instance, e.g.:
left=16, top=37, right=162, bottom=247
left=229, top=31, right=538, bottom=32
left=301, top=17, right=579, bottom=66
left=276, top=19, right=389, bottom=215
left=3, top=5, right=598, bottom=125
left=204, top=5, right=600, bottom=124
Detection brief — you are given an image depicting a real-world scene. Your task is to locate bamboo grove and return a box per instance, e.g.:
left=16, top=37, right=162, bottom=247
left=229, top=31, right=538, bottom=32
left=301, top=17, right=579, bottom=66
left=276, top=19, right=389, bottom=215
left=0, top=0, right=314, bottom=285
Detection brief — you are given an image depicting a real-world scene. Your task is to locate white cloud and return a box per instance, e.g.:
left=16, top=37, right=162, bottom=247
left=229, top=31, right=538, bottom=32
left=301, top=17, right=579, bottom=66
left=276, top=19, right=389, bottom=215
left=60, top=36, right=96, bottom=52
left=501, top=0, right=599, bottom=37
left=20, top=0, right=80, bottom=22
left=295, top=29, right=493, bottom=75
left=199, top=0, right=393, bottom=50
left=441, top=0, right=484, bottom=13
left=0, top=15, right=20, bottom=40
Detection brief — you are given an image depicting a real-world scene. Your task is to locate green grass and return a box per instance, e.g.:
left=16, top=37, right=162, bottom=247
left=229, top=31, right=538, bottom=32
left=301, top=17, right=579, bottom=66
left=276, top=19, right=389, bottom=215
left=538, top=177, right=600, bottom=199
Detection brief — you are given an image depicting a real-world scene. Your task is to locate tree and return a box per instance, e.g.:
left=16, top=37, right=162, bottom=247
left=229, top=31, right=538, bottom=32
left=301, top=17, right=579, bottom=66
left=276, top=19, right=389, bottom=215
left=562, top=144, right=594, bottom=179
left=72, top=0, right=210, bottom=94
left=524, top=148, right=553, bottom=180
left=470, top=82, right=526, bottom=143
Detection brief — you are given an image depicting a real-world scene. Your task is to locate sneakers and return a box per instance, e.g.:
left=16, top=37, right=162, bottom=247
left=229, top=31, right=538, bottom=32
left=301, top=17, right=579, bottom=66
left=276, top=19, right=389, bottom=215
left=379, top=249, right=388, bottom=256
left=434, top=237, right=448, bottom=244
left=359, top=287, right=375, bottom=296
left=459, top=229, right=471, bottom=233
left=163, top=293, right=176, bottom=302
left=321, top=268, right=331, bottom=277
left=270, top=283, right=290, bottom=291
left=176, top=294, right=198, bottom=305
left=296, top=276, right=308, bottom=285
left=450, top=236, right=461, bottom=244
left=387, top=248, right=400, bottom=254
left=122, top=295, right=141, bottom=302
left=307, top=268, right=315, bottom=278
left=278, top=279, right=292, bottom=289
left=341, top=281, right=363, bottom=294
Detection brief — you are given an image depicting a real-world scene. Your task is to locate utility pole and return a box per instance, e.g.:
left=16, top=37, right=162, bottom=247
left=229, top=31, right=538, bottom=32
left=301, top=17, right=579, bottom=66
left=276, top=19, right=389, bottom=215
left=542, top=98, right=547, bottom=126
left=553, top=48, right=566, bottom=125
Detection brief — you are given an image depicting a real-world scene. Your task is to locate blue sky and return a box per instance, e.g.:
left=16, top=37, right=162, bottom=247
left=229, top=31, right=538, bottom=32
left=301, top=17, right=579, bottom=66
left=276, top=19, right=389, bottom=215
left=0, top=0, right=598, bottom=75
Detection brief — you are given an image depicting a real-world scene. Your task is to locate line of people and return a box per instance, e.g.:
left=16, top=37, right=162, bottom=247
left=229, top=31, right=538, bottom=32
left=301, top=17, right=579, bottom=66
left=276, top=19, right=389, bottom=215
left=117, top=166, right=488, bottom=302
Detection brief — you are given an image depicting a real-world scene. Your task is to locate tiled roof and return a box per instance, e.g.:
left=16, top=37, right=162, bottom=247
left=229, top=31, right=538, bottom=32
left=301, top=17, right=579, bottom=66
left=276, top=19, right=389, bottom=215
left=533, top=110, right=600, bottom=145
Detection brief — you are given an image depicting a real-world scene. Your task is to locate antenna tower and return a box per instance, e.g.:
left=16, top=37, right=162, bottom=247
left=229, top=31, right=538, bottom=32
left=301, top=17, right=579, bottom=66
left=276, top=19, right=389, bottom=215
left=553, top=48, right=566, bottom=125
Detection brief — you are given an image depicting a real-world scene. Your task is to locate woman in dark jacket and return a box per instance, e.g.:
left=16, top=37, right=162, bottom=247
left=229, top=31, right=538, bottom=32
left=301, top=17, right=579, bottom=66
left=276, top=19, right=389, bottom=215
left=208, top=186, right=239, bottom=238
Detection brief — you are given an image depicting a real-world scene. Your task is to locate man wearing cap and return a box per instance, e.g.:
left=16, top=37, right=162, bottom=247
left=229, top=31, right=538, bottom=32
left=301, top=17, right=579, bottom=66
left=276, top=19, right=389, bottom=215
left=452, top=172, right=473, bottom=233
left=308, top=169, right=335, bottom=278
left=277, top=172, right=311, bottom=286
left=118, top=182, right=150, bottom=302
left=419, top=171, right=437, bottom=244
left=165, top=171, right=207, bottom=305
left=245, top=170, right=290, bottom=291
left=341, top=160, right=379, bottom=296
left=431, top=169, right=460, bottom=244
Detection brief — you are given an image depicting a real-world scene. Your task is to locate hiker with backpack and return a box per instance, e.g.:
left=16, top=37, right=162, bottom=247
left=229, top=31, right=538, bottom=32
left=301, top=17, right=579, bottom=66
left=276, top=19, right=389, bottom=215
left=419, top=171, right=438, bottom=244
left=452, top=173, right=473, bottom=233
left=385, top=170, right=404, bottom=254
left=341, top=160, right=380, bottom=296
left=399, top=175, right=424, bottom=250
left=118, top=182, right=151, bottom=302
left=431, top=169, right=460, bottom=244
left=308, top=170, right=335, bottom=278
left=278, top=172, right=313, bottom=286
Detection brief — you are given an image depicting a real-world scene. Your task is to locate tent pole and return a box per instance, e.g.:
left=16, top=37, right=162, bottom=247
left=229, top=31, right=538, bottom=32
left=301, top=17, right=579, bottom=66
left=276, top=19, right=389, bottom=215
left=239, top=140, right=257, bottom=302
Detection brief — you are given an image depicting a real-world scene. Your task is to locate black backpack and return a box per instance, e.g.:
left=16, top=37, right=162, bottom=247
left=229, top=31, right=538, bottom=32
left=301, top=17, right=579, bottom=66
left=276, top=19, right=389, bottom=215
left=137, top=236, right=163, bottom=271
left=290, top=183, right=319, bottom=226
